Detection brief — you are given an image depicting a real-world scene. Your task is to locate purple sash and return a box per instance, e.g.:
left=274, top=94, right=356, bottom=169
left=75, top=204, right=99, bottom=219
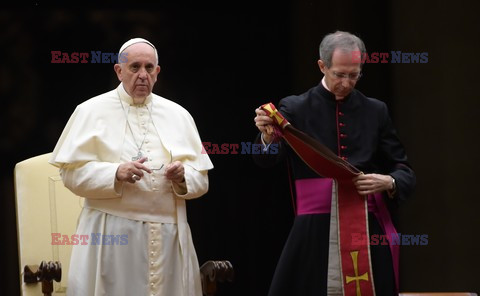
left=295, top=178, right=376, bottom=215
left=294, top=178, right=400, bottom=291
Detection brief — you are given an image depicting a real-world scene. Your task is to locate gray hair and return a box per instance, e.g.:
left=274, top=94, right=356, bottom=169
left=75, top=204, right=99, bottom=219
left=319, top=31, right=366, bottom=68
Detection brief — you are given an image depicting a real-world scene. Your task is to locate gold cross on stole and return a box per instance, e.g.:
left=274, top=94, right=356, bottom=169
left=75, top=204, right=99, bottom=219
left=264, top=104, right=285, bottom=126
left=345, top=251, right=369, bottom=296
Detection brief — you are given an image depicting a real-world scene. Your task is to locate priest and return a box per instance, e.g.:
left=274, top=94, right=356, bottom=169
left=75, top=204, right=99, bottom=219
left=50, top=38, right=213, bottom=296
left=253, top=31, right=416, bottom=295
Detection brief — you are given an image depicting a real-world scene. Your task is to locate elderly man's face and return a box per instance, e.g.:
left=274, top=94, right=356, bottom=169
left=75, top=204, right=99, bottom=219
left=114, top=43, right=160, bottom=100
left=318, top=48, right=362, bottom=99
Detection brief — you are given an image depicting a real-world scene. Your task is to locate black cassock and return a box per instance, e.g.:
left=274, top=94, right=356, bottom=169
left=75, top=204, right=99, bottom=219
left=254, top=82, right=416, bottom=296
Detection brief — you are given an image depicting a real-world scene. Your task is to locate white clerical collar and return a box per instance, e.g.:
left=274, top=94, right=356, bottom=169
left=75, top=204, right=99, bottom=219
left=117, top=83, right=152, bottom=106
left=321, top=76, right=346, bottom=101
left=321, top=76, right=331, bottom=91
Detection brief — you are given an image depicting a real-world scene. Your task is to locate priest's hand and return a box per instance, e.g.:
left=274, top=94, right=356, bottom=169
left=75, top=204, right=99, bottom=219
left=165, top=161, right=185, bottom=184
left=116, top=157, right=152, bottom=183
left=353, top=173, right=395, bottom=195
left=254, top=107, right=274, bottom=143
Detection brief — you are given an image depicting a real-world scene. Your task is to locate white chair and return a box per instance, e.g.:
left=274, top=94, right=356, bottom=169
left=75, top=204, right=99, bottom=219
left=15, top=153, right=83, bottom=295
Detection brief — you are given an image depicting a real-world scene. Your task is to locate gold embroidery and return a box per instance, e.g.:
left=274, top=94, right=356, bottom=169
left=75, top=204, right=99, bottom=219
left=345, top=250, right=369, bottom=296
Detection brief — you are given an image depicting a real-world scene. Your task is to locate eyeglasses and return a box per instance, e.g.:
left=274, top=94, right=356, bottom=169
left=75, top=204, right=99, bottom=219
left=330, top=70, right=362, bottom=81
left=150, top=150, right=173, bottom=172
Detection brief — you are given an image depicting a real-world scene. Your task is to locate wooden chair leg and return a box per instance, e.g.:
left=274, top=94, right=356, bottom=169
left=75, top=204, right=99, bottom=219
left=24, top=261, right=62, bottom=296
left=200, top=260, right=234, bottom=296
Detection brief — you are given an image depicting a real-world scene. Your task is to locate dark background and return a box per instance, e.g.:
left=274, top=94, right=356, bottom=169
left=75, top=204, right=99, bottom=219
left=1, top=1, right=479, bottom=295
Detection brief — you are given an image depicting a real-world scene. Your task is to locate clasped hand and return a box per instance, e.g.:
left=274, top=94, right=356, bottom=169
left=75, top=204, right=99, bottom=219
left=254, top=107, right=274, bottom=143
left=353, top=173, right=394, bottom=195
left=116, top=157, right=185, bottom=184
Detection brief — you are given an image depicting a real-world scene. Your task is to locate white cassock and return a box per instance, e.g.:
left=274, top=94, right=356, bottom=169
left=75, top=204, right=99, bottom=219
left=49, top=83, right=213, bottom=296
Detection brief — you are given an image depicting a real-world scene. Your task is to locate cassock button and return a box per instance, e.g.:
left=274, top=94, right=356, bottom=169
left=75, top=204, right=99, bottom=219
left=340, top=133, right=347, bottom=138
left=341, top=145, right=347, bottom=150
left=338, top=111, right=344, bottom=116
left=341, top=156, right=348, bottom=160
left=339, top=122, right=346, bottom=127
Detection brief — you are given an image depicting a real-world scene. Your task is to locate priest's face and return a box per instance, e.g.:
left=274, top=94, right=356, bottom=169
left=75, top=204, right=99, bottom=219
left=114, top=43, right=160, bottom=101
left=318, top=48, right=362, bottom=100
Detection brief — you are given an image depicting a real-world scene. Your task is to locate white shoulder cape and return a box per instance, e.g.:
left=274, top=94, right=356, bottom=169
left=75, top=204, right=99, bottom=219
left=49, top=84, right=213, bottom=172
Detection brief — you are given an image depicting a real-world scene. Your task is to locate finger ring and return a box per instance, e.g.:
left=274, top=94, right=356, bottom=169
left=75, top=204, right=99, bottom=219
left=132, top=174, right=139, bottom=181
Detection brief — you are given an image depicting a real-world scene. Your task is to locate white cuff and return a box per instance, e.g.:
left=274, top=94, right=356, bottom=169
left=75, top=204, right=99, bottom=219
left=260, top=133, right=272, bottom=152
